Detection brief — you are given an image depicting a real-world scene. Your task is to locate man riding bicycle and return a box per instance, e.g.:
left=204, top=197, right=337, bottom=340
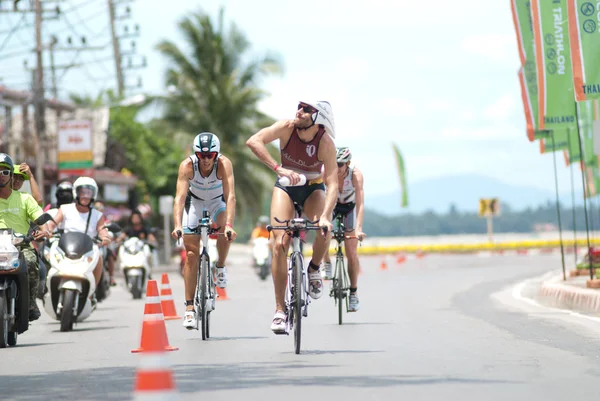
left=322, top=147, right=366, bottom=312
left=171, top=132, right=237, bottom=330
left=246, top=100, right=338, bottom=333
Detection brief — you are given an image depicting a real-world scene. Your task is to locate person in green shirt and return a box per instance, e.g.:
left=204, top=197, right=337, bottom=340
left=11, top=163, right=43, bottom=206
left=0, top=154, right=51, bottom=321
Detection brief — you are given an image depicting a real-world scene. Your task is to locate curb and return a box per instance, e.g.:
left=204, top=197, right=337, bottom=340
left=539, top=274, right=600, bottom=313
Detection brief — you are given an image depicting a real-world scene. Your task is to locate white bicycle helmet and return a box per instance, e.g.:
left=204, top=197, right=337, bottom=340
left=298, top=100, right=335, bottom=139
left=336, top=147, right=351, bottom=163
left=193, top=132, right=221, bottom=154
left=73, top=176, right=99, bottom=205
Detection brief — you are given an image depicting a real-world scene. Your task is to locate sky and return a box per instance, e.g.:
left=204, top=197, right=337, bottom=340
left=0, top=0, right=585, bottom=200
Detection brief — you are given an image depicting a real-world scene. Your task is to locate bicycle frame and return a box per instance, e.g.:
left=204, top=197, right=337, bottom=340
left=331, top=213, right=351, bottom=323
left=268, top=216, right=321, bottom=354
left=192, top=211, right=218, bottom=339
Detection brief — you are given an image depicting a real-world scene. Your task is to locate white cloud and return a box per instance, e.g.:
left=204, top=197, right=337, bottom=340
left=483, top=93, right=518, bottom=121
left=380, top=97, right=417, bottom=118
left=440, top=123, right=522, bottom=140
left=461, top=34, right=518, bottom=64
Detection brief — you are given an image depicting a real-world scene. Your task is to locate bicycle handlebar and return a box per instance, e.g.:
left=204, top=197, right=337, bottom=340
left=273, top=216, right=319, bottom=225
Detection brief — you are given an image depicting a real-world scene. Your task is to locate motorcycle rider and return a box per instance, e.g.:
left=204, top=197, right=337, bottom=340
left=116, top=210, right=158, bottom=271
left=94, top=200, right=119, bottom=286
left=250, top=215, right=270, bottom=241
left=0, top=154, right=52, bottom=321
left=11, top=163, right=43, bottom=205
left=44, top=181, right=74, bottom=226
left=47, top=177, right=112, bottom=291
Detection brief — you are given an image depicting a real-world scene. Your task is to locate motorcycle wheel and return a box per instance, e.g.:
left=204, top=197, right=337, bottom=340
left=0, top=292, right=8, bottom=348
left=259, top=264, right=269, bottom=281
left=8, top=330, right=17, bottom=346
left=131, top=276, right=142, bottom=299
left=60, top=290, right=75, bottom=332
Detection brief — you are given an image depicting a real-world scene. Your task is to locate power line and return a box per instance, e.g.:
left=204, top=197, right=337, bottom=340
left=0, top=12, right=26, bottom=51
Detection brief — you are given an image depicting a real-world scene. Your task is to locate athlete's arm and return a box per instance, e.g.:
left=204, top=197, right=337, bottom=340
left=352, top=166, right=366, bottom=239
left=171, top=159, right=192, bottom=239
left=246, top=120, right=292, bottom=171
left=219, top=156, right=237, bottom=228
left=319, top=135, right=339, bottom=218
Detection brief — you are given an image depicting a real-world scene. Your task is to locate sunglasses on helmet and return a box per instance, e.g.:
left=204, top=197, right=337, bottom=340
left=298, top=103, right=317, bottom=114
left=196, top=151, right=218, bottom=160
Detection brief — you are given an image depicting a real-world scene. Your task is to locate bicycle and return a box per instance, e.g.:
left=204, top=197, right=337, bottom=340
left=177, top=210, right=229, bottom=340
left=267, top=215, right=323, bottom=354
left=329, top=212, right=360, bottom=325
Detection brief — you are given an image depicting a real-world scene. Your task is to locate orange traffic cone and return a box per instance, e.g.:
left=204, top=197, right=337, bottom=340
left=396, top=254, right=407, bottom=264
left=131, top=280, right=179, bottom=353
left=216, top=286, right=230, bottom=301
left=380, top=257, right=388, bottom=270
left=416, top=250, right=425, bottom=259
left=132, top=319, right=179, bottom=400
left=160, top=273, right=181, bottom=320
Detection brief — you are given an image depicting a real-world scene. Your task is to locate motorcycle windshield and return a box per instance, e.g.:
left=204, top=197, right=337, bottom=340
left=58, top=232, right=94, bottom=259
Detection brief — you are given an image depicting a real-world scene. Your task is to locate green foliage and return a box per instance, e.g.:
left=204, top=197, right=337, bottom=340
left=107, top=107, right=184, bottom=197
left=155, top=6, right=283, bottom=220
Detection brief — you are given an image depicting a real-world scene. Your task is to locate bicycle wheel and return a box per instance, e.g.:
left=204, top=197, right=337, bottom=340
left=194, top=255, right=203, bottom=331
left=200, top=253, right=210, bottom=340
left=207, top=264, right=215, bottom=339
left=335, top=255, right=345, bottom=325
left=292, top=252, right=303, bottom=354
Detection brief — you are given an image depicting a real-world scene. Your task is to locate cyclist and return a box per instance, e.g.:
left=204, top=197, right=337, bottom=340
left=246, top=100, right=338, bottom=333
left=171, top=132, right=237, bottom=329
left=322, top=147, right=365, bottom=312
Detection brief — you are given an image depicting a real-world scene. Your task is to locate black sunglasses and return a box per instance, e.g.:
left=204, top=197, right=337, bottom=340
left=298, top=104, right=317, bottom=114
left=337, top=162, right=346, bottom=168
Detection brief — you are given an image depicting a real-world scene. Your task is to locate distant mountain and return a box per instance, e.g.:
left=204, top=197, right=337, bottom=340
left=365, top=174, right=581, bottom=215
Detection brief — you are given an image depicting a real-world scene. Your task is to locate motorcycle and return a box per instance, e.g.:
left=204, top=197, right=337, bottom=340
left=0, top=213, right=53, bottom=347
left=43, top=222, right=121, bottom=332
left=118, top=237, right=153, bottom=299
left=252, top=237, right=271, bottom=281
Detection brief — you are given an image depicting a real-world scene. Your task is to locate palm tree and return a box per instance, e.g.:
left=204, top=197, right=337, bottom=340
left=156, top=7, right=283, bottom=219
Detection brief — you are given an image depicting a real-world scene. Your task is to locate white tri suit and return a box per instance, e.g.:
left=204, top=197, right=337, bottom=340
left=182, top=154, right=226, bottom=235
left=333, top=163, right=356, bottom=232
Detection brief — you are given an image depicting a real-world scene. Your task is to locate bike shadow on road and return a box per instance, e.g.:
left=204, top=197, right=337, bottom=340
left=0, top=362, right=520, bottom=400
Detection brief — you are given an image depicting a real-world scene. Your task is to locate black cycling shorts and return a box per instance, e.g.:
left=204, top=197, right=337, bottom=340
left=275, top=178, right=325, bottom=211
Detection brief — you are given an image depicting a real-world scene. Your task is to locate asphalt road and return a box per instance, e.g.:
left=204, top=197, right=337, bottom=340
left=1, top=249, right=599, bottom=401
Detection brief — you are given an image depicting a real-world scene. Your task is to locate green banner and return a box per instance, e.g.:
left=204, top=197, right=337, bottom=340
left=540, top=129, right=569, bottom=153
left=512, top=0, right=542, bottom=140
left=585, top=165, right=600, bottom=198
left=391, top=143, right=408, bottom=208
left=579, top=100, right=597, bottom=166
left=58, top=160, right=93, bottom=169
left=567, top=0, right=600, bottom=101
left=532, top=0, right=578, bottom=132
left=566, top=128, right=581, bottom=163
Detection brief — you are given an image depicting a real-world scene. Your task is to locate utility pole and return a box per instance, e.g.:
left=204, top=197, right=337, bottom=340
left=49, top=35, right=58, bottom=100
left=33, top=0, right=46, bottom=202
left=108, top=0, right=125, bottom=96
